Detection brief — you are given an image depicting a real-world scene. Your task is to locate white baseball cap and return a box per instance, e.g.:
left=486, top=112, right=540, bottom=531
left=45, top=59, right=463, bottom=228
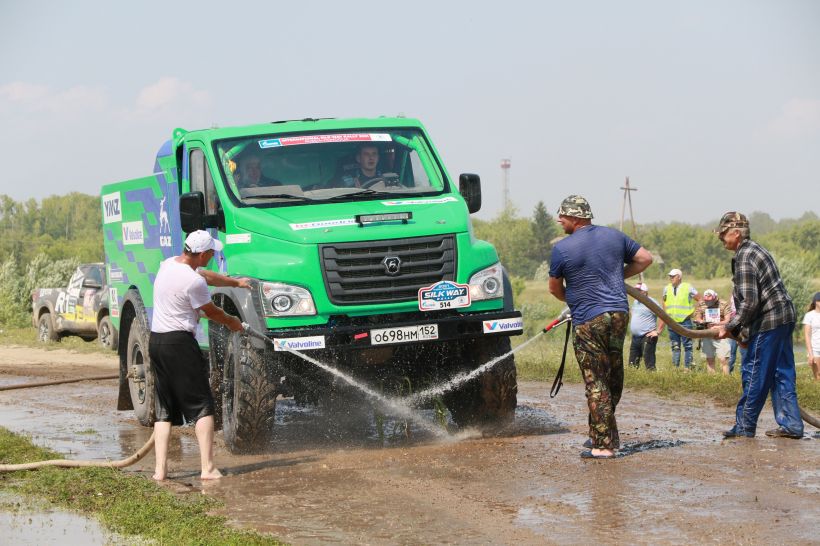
left=668, top=268, right=682, bottom=277
left=184, top=230, right=223, bottom=253
left=704, top=289, right=718, bottom=299
left=634, top=282, right=648, bottom=292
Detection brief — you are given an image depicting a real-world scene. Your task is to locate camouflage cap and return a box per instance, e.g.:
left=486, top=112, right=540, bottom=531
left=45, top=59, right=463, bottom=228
left=715, top=211, right=749, bottom=233
left=557, top=195, right=594, bottom=219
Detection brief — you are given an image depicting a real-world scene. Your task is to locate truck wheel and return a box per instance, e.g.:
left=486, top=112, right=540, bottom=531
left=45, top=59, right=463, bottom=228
left=445, top=337, right=517, bottom=430
left=125, top=291, right=155, bottom=426
left=98, top=316, right=118, bottom=351
left=37, top=313, right=60, bottom=342
left=222, top=332, right=278, bottom=453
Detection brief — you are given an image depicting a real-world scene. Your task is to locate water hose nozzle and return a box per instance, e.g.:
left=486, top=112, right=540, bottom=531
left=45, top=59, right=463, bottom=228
left=542, top=307, right=571, bottom=333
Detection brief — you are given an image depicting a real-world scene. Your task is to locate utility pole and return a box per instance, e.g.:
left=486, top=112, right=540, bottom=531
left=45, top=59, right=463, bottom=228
left=619, top=176, right=638, bottom=237
left=620, top=177, right=642, bottom=282
left=500, top=158, right=511, bottom=210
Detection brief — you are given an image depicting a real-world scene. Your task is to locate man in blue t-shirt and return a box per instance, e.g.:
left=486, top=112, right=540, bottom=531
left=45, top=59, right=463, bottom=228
left=548, top=195, right=653, bottom=459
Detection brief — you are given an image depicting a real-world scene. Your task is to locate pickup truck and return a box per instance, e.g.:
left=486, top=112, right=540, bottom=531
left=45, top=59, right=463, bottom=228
left=31, top=263, right=118, bottom=350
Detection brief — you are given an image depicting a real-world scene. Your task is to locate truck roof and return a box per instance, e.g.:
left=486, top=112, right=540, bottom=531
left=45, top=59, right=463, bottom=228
left=177, top=116, right=426, bottom=145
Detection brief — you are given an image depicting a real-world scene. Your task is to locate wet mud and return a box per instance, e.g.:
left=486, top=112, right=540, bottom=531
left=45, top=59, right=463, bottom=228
left=0, top=346, right=818, bottom=545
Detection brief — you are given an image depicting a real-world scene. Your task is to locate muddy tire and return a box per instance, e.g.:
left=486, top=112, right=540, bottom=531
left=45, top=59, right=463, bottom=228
left=37, top=313, right=60, bottom=342
left=125, top=290, right=155, bottom=427
left=222, top=332, right=278, bottom=453
left=98, top=315, right=118, bottom=351
left=445, top=336, right=517, bottom=430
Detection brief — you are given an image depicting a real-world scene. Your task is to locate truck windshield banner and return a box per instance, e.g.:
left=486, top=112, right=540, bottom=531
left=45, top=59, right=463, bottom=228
left=258, top=133, right=392, bottom=148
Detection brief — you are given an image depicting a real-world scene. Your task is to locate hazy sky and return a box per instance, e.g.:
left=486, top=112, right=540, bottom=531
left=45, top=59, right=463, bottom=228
left=1, top=1, right=818, bottom=226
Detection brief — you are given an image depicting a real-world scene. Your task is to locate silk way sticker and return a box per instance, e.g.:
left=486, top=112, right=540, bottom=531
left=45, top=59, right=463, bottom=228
left=290, top=218, right=357, bottom=231
left=381, top=196, right=458, bottom=206
left=418, top=280, right=471, bottom=311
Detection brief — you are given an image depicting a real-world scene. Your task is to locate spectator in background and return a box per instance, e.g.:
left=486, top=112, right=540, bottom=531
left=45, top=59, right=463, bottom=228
left=628, top=283, right=660, bottom=371
left=662, top=268, right=700, bottom=370
left=803, top=292, right=820, bottom=381
left=694, top=289, right=733, bottom=374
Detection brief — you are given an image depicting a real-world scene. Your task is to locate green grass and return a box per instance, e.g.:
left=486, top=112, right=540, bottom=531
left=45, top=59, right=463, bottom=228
left=513, top=278, right=820, bottom=412
left=0, top=427, right=283, bottom=545
left=0, top=327, right=111, bottom=355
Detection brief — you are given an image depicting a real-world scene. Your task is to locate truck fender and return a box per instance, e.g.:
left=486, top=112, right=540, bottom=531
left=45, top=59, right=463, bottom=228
left=210, top=285, right=268, bottom=350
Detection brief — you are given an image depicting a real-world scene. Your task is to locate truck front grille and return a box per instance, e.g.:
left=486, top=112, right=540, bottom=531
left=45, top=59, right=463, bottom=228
left=320, top=235, right=456, bottom=305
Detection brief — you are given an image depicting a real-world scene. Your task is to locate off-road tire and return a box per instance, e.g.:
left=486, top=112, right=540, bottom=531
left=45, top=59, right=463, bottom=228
left=222, top=332, right=278, bottom=453
left=445, top=336, right=517, bottom=430
left=37, top=313, right=60, bottom=342
left=125, top=290, right=155, bottom=426
left=98, top=315, right=118, bottom=351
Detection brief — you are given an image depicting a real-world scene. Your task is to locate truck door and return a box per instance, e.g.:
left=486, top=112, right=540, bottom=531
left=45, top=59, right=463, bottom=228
left=188, top=147, right=225, bottom=272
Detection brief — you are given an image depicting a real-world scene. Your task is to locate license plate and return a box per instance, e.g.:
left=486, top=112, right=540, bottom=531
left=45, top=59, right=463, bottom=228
left=370, top=324, right=439, bottom=345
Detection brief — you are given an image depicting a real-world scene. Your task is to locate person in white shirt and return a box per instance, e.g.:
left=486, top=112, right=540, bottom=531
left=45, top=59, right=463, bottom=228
left=803, top=292, right=820, bottom=381
left=149, top=230, right=250, bottom=481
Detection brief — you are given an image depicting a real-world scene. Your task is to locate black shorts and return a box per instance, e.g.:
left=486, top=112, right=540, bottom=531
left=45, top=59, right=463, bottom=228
left=149, top=330, right=214, bottom=426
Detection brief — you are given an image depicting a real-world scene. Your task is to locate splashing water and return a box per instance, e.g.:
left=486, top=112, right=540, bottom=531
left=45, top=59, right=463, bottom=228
left=246, top=325, right=549, bottom=439
left=404, top=331, right=545, bottom=406
left=253, top=335, right=449, bottom=438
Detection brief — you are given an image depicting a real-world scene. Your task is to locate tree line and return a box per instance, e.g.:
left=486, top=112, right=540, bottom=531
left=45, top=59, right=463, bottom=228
left=0, top=192, right=817, bottom=326
left=474, top=204, right=819, bottom=282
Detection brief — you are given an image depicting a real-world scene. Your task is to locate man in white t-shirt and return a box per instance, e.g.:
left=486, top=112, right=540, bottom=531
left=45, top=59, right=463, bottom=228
left=149, top=230, right=250, bottom=481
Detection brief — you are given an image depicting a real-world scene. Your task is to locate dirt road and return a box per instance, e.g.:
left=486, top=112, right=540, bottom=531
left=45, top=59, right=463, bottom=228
left=0, top=345, right=817, bottom=545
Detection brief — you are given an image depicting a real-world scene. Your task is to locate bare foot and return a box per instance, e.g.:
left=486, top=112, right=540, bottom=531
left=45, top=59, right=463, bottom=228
left=590, top=448, right=615, bottom=457
left=201, top=468, right=223, bottom=480
left=152, top=472, right=167, bottom=481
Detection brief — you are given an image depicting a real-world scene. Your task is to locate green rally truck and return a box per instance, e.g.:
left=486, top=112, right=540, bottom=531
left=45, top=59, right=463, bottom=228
left=101, top=117, right=523, bottom=452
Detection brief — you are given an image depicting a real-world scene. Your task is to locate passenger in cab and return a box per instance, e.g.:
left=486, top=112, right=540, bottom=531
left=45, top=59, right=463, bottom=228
left=236, top=154, right=280, bottom=190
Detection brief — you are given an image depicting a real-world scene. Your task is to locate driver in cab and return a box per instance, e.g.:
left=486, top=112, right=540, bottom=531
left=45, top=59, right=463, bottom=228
left=337, top=144, right=382, bottom=187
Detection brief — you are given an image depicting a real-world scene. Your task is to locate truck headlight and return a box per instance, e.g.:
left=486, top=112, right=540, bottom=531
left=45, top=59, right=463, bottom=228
left=468, top=263, right=504, bottom=301
left=260, top=282, right=316, bottom=316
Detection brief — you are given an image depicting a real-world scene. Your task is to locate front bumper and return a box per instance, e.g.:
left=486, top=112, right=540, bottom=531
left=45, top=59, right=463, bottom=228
left=263, top=309, right=523, bottom=350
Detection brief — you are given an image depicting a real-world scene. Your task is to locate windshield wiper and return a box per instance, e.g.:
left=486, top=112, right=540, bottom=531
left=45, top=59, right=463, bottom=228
left=242, top=193, right=314, bottom=202
left=324, top=189, right=397, bottom=201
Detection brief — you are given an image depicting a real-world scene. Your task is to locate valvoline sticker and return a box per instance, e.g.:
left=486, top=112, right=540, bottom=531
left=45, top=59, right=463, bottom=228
left=418, top=280, right=471, bottom=312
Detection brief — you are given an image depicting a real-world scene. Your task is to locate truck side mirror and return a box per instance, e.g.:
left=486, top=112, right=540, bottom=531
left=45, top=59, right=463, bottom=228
left=459, top=173, right=482, bottom=214
left=179, top=192, right=205, bottom=233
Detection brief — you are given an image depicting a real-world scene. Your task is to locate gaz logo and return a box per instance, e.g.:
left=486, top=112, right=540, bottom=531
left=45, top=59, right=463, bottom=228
left=418, top=280, right=471, bottom=311
left=102, top=192, right=122, bottom=224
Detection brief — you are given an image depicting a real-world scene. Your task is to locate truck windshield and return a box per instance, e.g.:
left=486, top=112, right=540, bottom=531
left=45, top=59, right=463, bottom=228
left=214, top=129, right=446, bottom=205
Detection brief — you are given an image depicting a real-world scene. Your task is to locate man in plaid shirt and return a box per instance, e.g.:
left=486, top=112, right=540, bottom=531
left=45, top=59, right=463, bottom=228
left=715, top=212, right=803, bottom=439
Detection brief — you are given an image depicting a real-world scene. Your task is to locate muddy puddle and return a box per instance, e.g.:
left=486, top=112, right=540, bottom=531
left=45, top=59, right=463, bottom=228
left=0, top=493, right=120, bottom=545
left=0, top=348, right=818, bottom=545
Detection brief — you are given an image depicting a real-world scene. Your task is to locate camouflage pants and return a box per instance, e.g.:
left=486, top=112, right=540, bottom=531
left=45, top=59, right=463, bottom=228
left=573, top=311, right=628, bottom=450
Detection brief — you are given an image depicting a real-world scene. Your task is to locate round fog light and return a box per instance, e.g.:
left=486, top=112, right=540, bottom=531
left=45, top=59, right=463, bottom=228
left=482, top=277, right=500, bottom=295
left=272, top=295, right=293, bottom=312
